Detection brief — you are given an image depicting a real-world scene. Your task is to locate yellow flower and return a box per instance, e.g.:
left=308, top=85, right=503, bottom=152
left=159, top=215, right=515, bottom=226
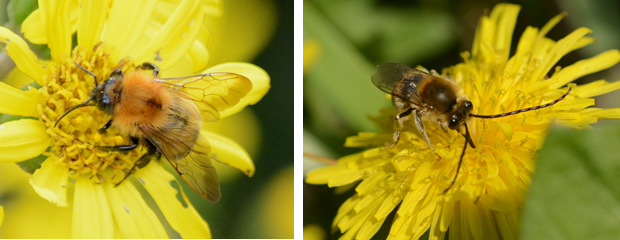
left=303, top=38, right=320, bottom=73
left=0, top=0, right=269, bottom=238
left=306, top=3, right=620, bottom=240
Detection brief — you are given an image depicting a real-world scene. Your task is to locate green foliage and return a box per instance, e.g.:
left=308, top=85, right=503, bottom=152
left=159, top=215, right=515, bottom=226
left=521, top=124, right=620, bottom=239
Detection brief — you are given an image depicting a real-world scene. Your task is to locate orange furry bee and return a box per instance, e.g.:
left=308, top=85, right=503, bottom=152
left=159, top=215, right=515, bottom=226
left=56, top=62, right=252, bottom=202
left=372, top=62, right=571, bottom=192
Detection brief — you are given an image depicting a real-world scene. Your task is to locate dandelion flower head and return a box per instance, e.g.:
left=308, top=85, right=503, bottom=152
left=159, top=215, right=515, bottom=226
left=0, top=0, right=269, bottom=238
left=307, top=3, right=620, bottom=240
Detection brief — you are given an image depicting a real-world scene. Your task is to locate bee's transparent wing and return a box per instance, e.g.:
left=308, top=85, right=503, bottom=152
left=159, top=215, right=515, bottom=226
left=155, top=73, right=252, bottom=122
left=372, top=62, right=426, bottom=105
left=142, top=126, right=221, bottom=202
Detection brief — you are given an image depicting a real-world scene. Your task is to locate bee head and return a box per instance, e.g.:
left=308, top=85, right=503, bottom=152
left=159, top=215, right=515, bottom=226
left=93, top=69, right=124, bottom=115
left=448, top=100, right=473, bottom=131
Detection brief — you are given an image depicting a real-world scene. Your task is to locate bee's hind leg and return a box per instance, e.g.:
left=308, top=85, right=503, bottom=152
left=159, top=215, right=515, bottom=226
left=114, top=142, right=159, bottom=187
left=99, top=136, right=139, bottom=152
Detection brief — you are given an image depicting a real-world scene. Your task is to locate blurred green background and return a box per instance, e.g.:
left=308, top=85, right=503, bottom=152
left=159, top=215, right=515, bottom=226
left=303, top=0, right=620, bottom=239
left=0, top=0, right=292, bottom=238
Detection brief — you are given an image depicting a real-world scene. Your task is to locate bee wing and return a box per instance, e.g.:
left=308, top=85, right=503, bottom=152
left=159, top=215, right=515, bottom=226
left=155, top=73, right=252, bottom=122
left=173, top=139, right=221, bottom=203
left=141, top=126, right=221, bottom=202
left=372, top=63, right=427, bottom=105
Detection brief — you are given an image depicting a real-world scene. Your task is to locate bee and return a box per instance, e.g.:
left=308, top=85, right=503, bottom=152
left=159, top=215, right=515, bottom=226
left=55, top=62, right=252, bottom=202
left=371, top=62, right=571, bottom=192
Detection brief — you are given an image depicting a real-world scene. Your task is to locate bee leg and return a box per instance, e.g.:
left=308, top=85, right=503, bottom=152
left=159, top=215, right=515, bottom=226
left=438, top=120, right=449, bottom=134
left=414, top=110, right=434, bottom=150
left=138, top=62, right=159, bottom=76
left=388, top=108, right=413, bottom=148
left=99, top=136, right=139, bottom=152
left=114, top=142, right=158, bottom=187
left=99, top=119, right=113, bottom=134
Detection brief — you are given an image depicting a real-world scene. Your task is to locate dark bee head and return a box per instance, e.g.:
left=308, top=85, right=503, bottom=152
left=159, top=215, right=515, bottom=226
left=448, top=100, right=473, bottom=130
left=93, top=69, right=124, bottom=115
left=54, top=65, right=125, bottom=127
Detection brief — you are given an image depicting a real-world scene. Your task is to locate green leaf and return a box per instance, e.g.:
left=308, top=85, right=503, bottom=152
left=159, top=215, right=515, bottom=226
left=9, top=0, right=38, bottom=27
left=521, top=124, right=620, bottom=239
left=304, top=1, right=386, bottom=133
left=16, top=153, right=46, bottom=174
left=313, top=0, right=457, bottom=64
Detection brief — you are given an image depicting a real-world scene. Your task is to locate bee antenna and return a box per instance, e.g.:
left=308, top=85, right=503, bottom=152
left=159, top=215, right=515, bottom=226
left=54, top=97, right=94, bottom=128
left=444, top=122, right=471, bottom=194
left=74, top=61, right=99, bottom=85
left=470, top=87, right=572, bottom=119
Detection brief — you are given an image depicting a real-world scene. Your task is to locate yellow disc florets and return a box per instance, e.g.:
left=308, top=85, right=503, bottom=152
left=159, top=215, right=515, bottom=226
left=38, top=44, right=147, bottom=183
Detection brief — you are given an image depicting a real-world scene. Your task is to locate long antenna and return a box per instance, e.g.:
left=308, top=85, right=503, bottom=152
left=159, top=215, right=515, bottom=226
left=54, top=62, right=99, bottom=127
left=470, top=88, right=571, bottom=119
left=54, top=97, right=94, bottom=127
left=444, top=122, right=471, bottom=193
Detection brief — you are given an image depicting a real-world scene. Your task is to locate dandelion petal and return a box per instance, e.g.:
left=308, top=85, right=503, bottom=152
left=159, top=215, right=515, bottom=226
left=30, top=157, right=68, bottom=207
left=0, top=27, right=44, bottom=82
left=103, top=181, right=168, bottom=238
left=133, top=163, right=212, bottom=238
left=0, top=82, right=41, bottom=117
left=0, top=119, right=50, bottom=162
left=206, top=63, right=271, bottom=119
left=72, top=177, right=114, bottom=238
left=77, top=0, right=110, bottom=48
left=201, top=130, right=255, bottom=177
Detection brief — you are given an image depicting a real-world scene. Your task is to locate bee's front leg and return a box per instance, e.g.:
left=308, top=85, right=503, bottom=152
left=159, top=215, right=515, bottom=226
left=414, top=110, right=434, bottom=150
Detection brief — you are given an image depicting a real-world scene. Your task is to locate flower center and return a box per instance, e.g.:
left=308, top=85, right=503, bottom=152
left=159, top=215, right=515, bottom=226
left=38, top=45, right=147, bottom=183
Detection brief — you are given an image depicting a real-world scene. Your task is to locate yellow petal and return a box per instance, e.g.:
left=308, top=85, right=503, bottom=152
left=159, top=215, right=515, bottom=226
left=133, top=163, right=212, bottom=238
left=0, top=27, right=44, bottom=82
left=77, top=0, right=110, bottom=48
left=22, top=1, right=79, bottom=45
left=135, top=0, right=204, bottom=69
left=103, top=181, right=168, bottom=238
left=72, top=177, right=114, bottom=238
left=2, top=67, right=35, bottom=89
left=104, top=0, right=158, bottom=63
left=530, top=27, right=592, bottom=83
left=21, top=9, right=47, bottom=44
left=0, top=119, right=50, bottom=162
left=203, top=0, right=276, bottom=65
left=39, top=0, right=73, bottom=60
left=201, top=130, right=255, bottom=177
left=549, top=50, right=620, bottom=89
left=488, top=3, right=520, bottom=61
left=0, top=82, right=41, bottom=117
left=30, top=157, right=68, bottom=207
left=206, top=62, right=270, bottom=118
left=306, top=165, right=363, bottom=187
left=0, top=206, right=3, bottom=227
left=202, top=0, right=223, bottom=17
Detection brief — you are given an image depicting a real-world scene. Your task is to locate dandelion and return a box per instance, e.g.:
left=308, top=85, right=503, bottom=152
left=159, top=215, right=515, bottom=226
left=0, top=0, right=269, bottom=238
left=306, top=3, right=620, bottom=240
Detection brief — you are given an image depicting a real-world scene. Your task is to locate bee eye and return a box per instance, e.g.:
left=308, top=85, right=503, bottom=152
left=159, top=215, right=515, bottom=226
left=464, top=101, right=472, bottom=108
